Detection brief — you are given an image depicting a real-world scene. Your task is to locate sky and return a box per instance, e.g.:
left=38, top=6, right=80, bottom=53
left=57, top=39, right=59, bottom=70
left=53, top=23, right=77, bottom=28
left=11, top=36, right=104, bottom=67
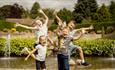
left=0, top=0, right=114, bottom=10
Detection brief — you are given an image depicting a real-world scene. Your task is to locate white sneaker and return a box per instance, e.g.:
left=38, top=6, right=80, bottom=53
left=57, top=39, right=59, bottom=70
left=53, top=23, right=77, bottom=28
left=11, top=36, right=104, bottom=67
left=20, top=47, right=29, bottom=54
left=69, top=59, right=76, bottom=65
left=76, top=59, right=82, bottom=65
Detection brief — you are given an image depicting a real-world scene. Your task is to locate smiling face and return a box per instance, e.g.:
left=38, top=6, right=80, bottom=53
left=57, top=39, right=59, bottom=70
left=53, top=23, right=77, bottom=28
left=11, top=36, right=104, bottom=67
left=62, top=27, right=69, bottom=37
left=68, top=21, right=75, bottom=30
left=35, top=20, right=43, bottom=27
left=39, top=35, right=46, bottom=45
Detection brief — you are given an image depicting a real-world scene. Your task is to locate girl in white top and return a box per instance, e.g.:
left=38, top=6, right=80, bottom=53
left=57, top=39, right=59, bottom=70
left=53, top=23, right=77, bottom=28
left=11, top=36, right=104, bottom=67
left=15, top=9, right=49, bottom=43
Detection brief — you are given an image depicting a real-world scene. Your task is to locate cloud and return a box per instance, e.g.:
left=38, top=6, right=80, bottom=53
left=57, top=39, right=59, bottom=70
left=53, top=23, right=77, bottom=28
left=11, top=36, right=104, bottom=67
left=0, top=0, right=112, bottom=10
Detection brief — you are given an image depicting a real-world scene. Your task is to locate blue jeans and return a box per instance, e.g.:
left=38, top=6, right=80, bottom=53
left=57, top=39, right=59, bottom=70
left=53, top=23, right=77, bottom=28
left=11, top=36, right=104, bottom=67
left=57, top=54, right=69, bottom=70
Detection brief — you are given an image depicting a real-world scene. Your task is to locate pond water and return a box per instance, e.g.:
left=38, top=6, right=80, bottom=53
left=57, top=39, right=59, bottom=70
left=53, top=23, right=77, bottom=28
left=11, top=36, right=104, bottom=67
left=0, top=56, right=115, bottom=70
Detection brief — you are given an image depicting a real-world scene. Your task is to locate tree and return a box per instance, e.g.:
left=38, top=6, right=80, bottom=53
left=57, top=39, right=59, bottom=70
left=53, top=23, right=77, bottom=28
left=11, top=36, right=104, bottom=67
left=21, top=8, right=30, bottom=18
left=96, top=4, right=111, bottom=22
left=109, top=1, right=115, bottom=21
left=0, top=3, right=24, bottom=19
left=58, top=8, right=73, bottom=23
left=0, top=5, right=11, bottom=19
left=73, top=0, right=98, bottom=23
left=10, top=3, right=24, bottom=18
left=30, top=2, right=41, bottom=19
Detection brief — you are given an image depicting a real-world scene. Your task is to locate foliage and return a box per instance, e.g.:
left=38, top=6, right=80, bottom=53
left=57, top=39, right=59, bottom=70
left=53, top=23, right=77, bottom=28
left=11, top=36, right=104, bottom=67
left=96, top=4, right=111, bottom=22
left=74, top=39, right=115, bottom=56
left=0, top=37, right=114, bottom=57
left=109, top=1, right=115, bottom=21
left=48, top=22, right=58, bottom=31
left=0, top=20, right=32, bottom=32
left=58, top=8, right=73, bottom=23
left=30, top=2, right=41, bottom=19
left=76, top=21, right=115, bottom=32
left=10, top=38, right=35, bottom=56
left=0, top=3, right=24, bottom=19
left=73, top=0, right=98, bottom=23
left=0, top=20, right=15, bottom=31
left=0, top=38, right=6, bottom=56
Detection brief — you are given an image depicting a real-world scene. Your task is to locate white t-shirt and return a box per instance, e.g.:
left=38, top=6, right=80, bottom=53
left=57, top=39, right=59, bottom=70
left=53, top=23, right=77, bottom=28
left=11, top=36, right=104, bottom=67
left=69, top=29, right=77, bottom=46
left=36, top=23, right=48, bottom=37
left=35, top=44, right=47, bottom=61
left=69, top=29, right=77, bottom=37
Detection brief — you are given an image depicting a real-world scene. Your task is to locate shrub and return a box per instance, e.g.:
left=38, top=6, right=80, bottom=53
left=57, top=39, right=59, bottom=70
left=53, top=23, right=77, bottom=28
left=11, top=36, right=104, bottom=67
left=0, top=37, right=35, bottom=56
left=0, top=38, right=114, bottom=57
left=0, top=38, right=6, bottom=56
left=0, top=20, right=32, bottom=32
left=73, top=39, right=115, bottom=56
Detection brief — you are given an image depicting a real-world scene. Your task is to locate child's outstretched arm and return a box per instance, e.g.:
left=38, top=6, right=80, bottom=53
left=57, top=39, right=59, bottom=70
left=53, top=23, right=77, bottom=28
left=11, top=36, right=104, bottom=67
left=38, top=9, right=49, bottom=25
left=80, top=25, right=93, bottom=30
left=54, top=11, right=63, bottom=26
left=47, top=36, right=54, bottom=46
left=73, top=28, right=86, bottom=40
left=15, top=22, right=38, bottom=30
left=25, top=48, right=37, bottom=61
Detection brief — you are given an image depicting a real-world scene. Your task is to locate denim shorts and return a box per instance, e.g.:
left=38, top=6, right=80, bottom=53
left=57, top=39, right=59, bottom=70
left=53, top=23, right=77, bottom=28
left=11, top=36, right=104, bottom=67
left=68, top=42, right=81, bottom=58
left=35, top=60, right=46, bottom=70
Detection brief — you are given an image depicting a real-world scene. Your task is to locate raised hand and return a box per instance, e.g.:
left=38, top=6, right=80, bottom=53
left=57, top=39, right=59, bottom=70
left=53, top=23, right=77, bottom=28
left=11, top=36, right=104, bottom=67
left=15, top=22, right=20, bottom=27
left=81, top=28, right=86, bottom=34
left=38, top=9, right=44, bottom=13
left=53, top=10, right=57, bottom=15
left=89, top=25, right=93, bottom=29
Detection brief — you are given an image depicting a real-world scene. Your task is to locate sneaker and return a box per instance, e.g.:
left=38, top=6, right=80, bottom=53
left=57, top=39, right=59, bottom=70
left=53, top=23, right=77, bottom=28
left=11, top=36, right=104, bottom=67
left=69, top=59, right=76, bottom=65
left=81, top=61, right=90, bottom=66
left=20, top=47, right=29, bottom=54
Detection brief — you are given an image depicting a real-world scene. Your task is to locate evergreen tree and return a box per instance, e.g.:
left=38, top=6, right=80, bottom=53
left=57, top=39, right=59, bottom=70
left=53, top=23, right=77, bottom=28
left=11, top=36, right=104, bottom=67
left=58, top=8, right=73, bottom=23
left=30, top=2, right=40, bottom=19
left=109, top=1, right=115, bottom=21
left=96, top=4, right=110, bottom=22
left=73, top=0, right=98, bottom=23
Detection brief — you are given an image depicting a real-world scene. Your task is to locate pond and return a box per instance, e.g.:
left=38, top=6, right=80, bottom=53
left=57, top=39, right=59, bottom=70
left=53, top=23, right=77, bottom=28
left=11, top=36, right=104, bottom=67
left=0, top=56, right=115, bottom=70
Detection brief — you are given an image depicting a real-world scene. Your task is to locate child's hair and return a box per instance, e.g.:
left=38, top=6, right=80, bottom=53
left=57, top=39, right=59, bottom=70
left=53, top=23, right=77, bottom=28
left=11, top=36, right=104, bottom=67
left=39, top=18, right=45, bottom=23
left=32, top=18, right=45, bottom=26
left=62, top=27, right=70, bottom=31
left=68, top=20, right=76, bottom=28
left=39, top=35, right=46, bottom=40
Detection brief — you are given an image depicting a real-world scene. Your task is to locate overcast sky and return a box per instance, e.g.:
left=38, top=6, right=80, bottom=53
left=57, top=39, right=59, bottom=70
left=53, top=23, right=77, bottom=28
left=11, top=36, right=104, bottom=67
left=0, top=0, right=114, bottom=10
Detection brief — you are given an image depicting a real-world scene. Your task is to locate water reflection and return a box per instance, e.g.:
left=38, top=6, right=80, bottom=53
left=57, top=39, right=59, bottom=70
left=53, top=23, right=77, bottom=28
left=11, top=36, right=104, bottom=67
left=0, top=57, right=115, bottom=70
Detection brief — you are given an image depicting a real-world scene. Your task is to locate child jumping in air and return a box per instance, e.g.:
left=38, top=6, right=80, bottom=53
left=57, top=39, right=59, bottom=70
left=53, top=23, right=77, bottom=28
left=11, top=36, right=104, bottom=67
left=54, top=11, right=92, bottom=66
left=55, top=27, right=86, bottom=70
left=15, top=9, right=49, bottom=57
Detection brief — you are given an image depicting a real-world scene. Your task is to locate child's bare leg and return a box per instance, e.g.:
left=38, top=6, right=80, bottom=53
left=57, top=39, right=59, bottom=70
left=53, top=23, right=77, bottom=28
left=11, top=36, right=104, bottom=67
left=25, top=48, right=36, bottom=60
left=21, top=47, right=36, bottom=60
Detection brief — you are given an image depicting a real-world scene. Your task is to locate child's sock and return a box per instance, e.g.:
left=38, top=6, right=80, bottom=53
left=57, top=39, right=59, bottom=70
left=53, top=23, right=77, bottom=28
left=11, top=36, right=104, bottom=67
left=81, top=59, right=85, bottom=63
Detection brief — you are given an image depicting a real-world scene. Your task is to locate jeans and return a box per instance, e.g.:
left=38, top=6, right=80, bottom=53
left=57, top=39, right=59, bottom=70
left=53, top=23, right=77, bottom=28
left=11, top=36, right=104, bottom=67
left=57, top=54, right=69, bottom=70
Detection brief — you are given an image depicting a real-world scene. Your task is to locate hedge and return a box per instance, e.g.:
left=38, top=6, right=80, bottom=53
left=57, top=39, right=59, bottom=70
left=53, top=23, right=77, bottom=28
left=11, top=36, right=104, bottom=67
left=76, top=21, right=115, bottom=31
left=0, top=20, right=32, bottom=32
left=0, top=38, right=114, bottom=57
left=0, top=38, right=35, bottom=56
left=73, top=39, right=115, bottom=56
